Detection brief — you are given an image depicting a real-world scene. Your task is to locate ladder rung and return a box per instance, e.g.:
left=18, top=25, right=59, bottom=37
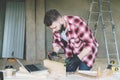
left=107, top=43, right=115, bottom=45
left=90, top=11, right=99, bottom=13
left=88, top=21, right=98, bottom=23
left=102, top=1, right=110, bottom=3
left=92, top=2, right=98, bottom=4
left=101, top=11, right=112, bottom=13
left=104, top=21, right=112, bottom=23
left=92, top=31, right=96, bottom=33
left=107, top=42, right=115, bottom=45
left=109, top=53, right=117, bottom=56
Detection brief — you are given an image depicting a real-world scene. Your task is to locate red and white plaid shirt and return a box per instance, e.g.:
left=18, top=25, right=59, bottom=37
left=52, top=15, right=99, bottom=68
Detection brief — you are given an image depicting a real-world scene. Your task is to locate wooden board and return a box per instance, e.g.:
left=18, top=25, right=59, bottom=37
left=43, top=59, right=66, bottom=77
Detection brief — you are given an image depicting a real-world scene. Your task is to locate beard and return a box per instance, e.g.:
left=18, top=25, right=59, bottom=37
left=59, top=24, right=65, bottom=33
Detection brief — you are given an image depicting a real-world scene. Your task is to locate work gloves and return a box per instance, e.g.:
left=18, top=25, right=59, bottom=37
left=48, top=52, right=57, bottom=60
left=65, top=54, right=80, bottom=72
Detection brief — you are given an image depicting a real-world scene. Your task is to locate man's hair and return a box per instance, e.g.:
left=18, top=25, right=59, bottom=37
left=44, top=9, right=61, bottom=26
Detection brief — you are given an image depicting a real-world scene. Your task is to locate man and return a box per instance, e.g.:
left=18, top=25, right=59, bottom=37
left=44, top=9, right=99, bottom=72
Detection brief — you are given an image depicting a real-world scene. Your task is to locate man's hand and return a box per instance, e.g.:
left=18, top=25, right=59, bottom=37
left=53, top=46, right=60, bottom=53
left=48, top=52, right=57, bottom=60
left=65, top=54, right=80, bottom=72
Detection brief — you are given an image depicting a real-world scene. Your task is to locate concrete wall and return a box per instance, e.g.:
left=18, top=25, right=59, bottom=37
left=25, top=0, right=45, bottom=62
left=45, top=0, right=120, bottom=58
left=36, top=0, right=45, bottom=60
left=26, top=0, right=36, bottom=61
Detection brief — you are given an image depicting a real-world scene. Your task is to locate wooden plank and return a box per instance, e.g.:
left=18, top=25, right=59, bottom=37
left=76, top=70, right=98, bottom=78
left=43, top=59, right=66, bottom=76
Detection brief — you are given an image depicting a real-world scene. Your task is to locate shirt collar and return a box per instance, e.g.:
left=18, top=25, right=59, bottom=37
left=63, top=15, right=71, bottom=31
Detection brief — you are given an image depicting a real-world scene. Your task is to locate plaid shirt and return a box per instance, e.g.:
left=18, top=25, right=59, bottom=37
left=52, top=15, right=99, bottom=68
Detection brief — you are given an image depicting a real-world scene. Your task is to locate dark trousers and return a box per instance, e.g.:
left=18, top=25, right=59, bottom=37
left=67, top=60, right=91, bottom=72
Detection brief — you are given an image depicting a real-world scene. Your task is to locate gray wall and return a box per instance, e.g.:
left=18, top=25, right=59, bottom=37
left=45, top=0, right=120, bottom=58
left=25, top=0, right=45, bottom=63
left=0, top=0, right=6, bottom=57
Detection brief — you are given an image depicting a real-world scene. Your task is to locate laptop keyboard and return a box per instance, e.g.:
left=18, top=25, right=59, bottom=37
left=24, top=64, right=40, bottom=72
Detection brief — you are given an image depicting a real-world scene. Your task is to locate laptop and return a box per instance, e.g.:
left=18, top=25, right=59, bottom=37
left=16, top=59, right=47, bottom=73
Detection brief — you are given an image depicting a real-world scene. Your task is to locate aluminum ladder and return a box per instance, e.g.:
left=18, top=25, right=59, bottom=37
left=99, top=0, right=120, bottom=66
left=87, top=0, right=100, bottom=37
left=87, top=0, right=120, bottom=66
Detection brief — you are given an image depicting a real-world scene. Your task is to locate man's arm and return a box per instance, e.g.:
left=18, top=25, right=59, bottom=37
left=76, top=17, right=97, bottom=60
left=48, top=42, right=61, bottom=60
left=52, top=34, right=61, bottom=53
left=77, top=47, right=91, bottom=60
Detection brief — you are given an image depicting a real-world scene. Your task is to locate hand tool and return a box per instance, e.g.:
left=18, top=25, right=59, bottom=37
left=47, top=52, right=62, bottom=61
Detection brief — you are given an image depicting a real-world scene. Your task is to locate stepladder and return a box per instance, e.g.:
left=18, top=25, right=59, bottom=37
left=87, top=0, right=120, bottom=67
